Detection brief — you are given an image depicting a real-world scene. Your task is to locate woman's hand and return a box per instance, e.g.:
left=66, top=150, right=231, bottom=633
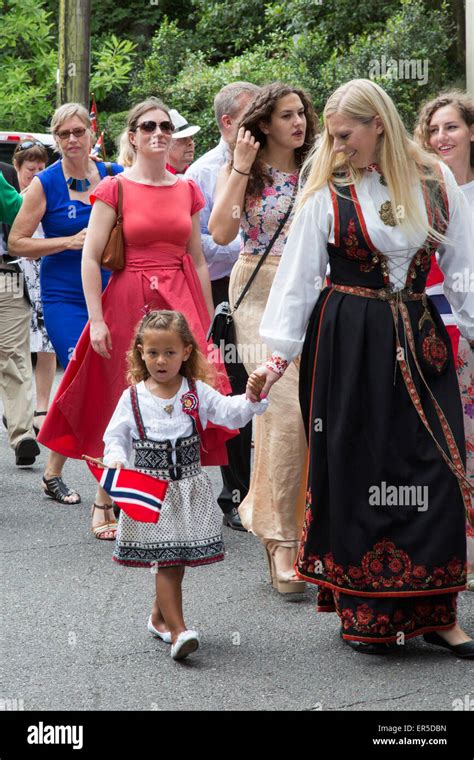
left=90, top=319, right=113, bottom=359
left=246, top=366, right=280, bottom=402
left=108, top=461, right=125, bottom=469
left=233, top=127, right=260, bottom=173
left=67, top=228, right=88, bottom=250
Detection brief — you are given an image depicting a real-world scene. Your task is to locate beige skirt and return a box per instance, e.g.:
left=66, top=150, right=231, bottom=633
left=229, top=255, right=307, bottom=542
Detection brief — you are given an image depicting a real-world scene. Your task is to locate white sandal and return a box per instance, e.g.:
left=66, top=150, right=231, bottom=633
left=171, top=630, right=200, bottom=660
left=147, top=616, right=172, bottom=644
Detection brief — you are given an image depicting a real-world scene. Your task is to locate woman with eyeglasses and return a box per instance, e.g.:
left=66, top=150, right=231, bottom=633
left=9, top=103, right=123, bottom=531
left=35, top=97, right=231, bottom=541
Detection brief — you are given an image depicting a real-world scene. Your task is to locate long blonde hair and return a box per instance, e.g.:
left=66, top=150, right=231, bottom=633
left=298, top=79, right=447, bottom=244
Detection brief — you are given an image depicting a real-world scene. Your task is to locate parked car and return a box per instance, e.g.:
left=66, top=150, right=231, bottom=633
left=0, top=131, right=56, bottom=166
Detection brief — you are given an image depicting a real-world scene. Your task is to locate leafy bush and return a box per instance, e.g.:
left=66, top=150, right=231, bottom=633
left=0, top=0, right=57, bottom=129
left=315, top=0, right=455, bottom=129
left=90, top=35, right=137, bottom=101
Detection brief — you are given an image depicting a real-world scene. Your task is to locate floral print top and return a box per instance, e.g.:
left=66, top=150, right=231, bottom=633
left=240, top=166, right=298, bottom=257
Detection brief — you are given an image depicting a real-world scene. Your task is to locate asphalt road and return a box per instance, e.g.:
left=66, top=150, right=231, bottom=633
left=1, top=374, right=473, bottom=712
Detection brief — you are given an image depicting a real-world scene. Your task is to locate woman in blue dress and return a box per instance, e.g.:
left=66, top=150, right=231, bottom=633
left=9, top=103, right=123, bottom=534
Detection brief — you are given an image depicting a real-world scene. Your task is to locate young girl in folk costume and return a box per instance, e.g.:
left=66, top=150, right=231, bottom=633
left=414, top=91, right=474, bottom=591
left=252, top=79, right=474, bottom=658
left=103, top=310, right=267, bottom=661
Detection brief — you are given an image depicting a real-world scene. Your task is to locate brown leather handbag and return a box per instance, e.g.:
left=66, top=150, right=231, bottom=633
left=101, top=176, right=125, bottom=271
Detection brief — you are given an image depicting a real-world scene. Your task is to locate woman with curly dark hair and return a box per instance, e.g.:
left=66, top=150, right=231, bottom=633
left=209, top=82, right=319, bottom=594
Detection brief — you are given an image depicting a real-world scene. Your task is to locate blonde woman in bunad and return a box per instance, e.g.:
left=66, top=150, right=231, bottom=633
left=104, top=310, right=268, bottom=661
left=209, top=82, right=319, bottom=594
left=415, top=91, right=474, bottom=591
left=248, top=79, right=474, bottom=657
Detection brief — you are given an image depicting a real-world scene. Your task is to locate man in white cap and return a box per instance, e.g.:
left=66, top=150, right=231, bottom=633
left=187, top=82, right=260, bottom=531
left=166, top=109, right=201, bottom=175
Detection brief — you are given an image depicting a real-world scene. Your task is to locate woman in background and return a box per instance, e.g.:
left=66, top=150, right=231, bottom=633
left=13, top=140, right=56, bottom=434
left=415, top=91, right=474, bottom=591
left=9, top=103, right=123, bottom=521
left=210, top=82, right=319, bottom=593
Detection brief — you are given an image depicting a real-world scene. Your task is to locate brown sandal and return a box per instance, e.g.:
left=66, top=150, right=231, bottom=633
left=91, top=503, right=117, bottom=541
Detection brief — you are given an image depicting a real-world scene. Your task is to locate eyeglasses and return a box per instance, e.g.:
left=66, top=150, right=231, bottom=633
left=133, top=120, right=175, bottom=135
left=55, top=127, right=87, bottom=141
left=15, top=140, right=45, bottom=153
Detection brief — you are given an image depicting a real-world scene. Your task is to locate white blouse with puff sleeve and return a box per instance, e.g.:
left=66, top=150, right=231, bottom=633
left=260, top=161, right=474, bottom=362
left=103, top=377, right=268, bottom=467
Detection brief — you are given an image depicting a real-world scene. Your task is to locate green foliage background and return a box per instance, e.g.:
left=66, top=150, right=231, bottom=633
left=0, top=0, right=466, bottom=160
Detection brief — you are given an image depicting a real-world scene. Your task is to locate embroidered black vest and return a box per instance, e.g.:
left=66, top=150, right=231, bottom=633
left=327, top=173, right=449, bottom=293
left=129, top=385, right=201, bottom=482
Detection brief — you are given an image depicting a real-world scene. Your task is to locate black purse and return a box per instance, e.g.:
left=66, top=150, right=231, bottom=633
left=207, top=188, right=297, bottom=349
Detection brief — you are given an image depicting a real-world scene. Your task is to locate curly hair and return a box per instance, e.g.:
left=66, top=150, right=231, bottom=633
left=414, top=91, right=474, bottom=167
left=233, top=81, right=319, bottom=199
left=126, top=310, right=216, bottom=387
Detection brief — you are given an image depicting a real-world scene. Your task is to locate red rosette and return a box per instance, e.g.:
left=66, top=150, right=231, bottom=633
left=180, top=391, right=199, bottom=414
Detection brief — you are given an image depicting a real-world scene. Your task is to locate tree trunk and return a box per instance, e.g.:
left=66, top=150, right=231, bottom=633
left=449, top=0, right=465, bottom=69
left=57, top=0, right=91, bottom=107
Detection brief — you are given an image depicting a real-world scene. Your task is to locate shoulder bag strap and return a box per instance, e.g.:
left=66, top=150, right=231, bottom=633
left=233, top=183, right=298, bottom=313
left=115, top=175, right=123, bottom=222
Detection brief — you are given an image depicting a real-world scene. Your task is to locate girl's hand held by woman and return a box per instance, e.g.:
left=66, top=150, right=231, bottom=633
left=246, top=366, right=280, bottom=402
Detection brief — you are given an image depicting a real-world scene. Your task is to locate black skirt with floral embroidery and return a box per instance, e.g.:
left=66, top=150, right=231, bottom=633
left=295, top=182, right=468, bottom=644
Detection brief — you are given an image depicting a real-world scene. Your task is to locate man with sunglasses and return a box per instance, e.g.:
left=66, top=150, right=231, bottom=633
left=0, top=168, right=40, bottom=466
left=187, top=82, right=260, bottom=531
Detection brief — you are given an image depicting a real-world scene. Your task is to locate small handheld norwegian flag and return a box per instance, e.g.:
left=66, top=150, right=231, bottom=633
left=83, top=456, right=168, bottom=523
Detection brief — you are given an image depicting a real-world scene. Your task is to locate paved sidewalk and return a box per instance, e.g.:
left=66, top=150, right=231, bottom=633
left=1, top=379, right=473, bottom=711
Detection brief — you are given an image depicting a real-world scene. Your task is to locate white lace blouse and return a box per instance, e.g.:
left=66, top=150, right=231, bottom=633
left=103, top=377, right=268, bottom=466
left=260, top=161, right=474, bottom=361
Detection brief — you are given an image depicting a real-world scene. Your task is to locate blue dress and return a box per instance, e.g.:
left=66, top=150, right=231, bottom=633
left=37, top=159, right=123, bottom=368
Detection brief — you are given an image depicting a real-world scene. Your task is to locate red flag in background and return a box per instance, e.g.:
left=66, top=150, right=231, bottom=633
left=89, top=95, right=98, bottom=134
left=92, top=131, right=105, bottom=157
left=85, top=458, right=168, bottom=523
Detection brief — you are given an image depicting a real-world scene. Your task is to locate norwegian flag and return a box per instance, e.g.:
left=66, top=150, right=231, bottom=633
left=92, top=131, right=105, bottom=158
left=86, top=460, right=168, bottom=523
left=89, top=95, right=98, bottom=133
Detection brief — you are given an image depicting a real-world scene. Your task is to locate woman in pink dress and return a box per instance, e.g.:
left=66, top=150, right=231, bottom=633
left=39, top=97, right=231, bottom=539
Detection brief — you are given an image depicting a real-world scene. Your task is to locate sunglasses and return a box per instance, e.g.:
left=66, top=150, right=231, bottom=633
left=55, top=127, right=87, bottom=141
left=15, top=140, right=45, bottom=153
left=134, top=120, right=175, bottom=135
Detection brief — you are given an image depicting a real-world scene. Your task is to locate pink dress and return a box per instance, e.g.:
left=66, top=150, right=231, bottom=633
left=38, top=175, right=233, bottom=465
